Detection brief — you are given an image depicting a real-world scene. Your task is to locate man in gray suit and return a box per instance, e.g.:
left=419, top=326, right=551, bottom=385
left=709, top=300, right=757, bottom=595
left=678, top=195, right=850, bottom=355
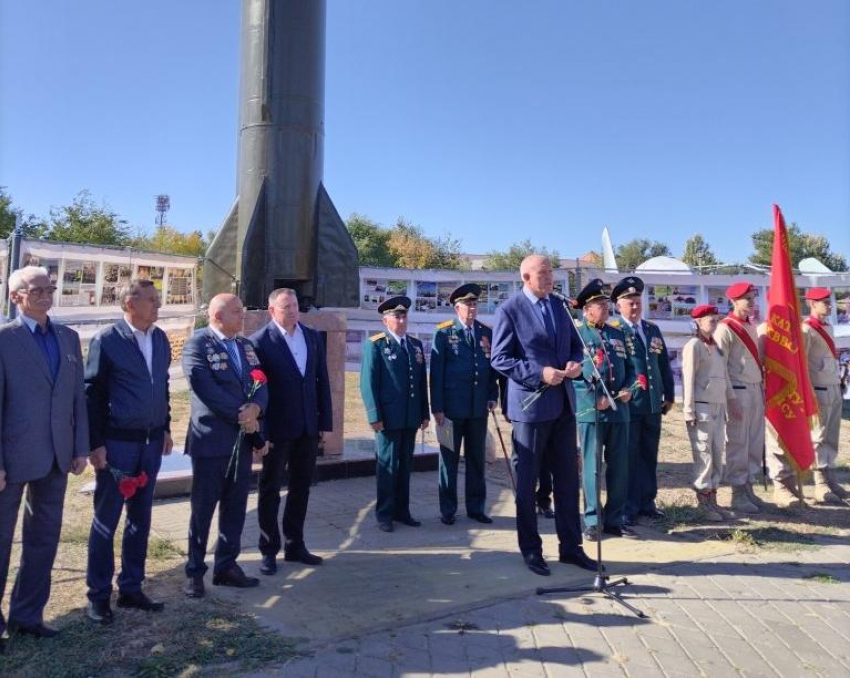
left=0, top=266, right=89, bottom=644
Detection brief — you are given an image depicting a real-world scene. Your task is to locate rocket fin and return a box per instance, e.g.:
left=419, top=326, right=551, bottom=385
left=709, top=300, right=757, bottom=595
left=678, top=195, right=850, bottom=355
left=203, top=198, right=239, bottom=303
left=240, top=178, right=268, bottom=308
left=315, top=183, right=359, bottom=308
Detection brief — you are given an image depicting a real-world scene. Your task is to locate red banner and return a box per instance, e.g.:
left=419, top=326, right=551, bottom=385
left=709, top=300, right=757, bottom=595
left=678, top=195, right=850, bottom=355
left=762, top=205, right=817, bottom=471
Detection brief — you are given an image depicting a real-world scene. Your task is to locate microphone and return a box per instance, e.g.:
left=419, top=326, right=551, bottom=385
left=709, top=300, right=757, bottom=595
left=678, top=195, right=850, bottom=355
left=550, top=290, right=576, bottom=306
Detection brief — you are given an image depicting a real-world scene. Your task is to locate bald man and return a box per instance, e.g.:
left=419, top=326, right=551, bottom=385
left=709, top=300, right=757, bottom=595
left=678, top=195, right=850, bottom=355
left=181, top=294, right=269, bottom=598
left=491, top=255, right=594, bottom=576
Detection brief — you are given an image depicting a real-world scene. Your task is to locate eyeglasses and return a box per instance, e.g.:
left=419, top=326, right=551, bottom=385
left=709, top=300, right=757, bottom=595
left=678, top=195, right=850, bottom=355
left=19, top=286, right=57, bottom=298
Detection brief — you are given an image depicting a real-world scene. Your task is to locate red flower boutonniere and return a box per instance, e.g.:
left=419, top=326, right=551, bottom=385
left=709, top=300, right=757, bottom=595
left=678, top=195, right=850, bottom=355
left=636, top=374, right=648, bottom=390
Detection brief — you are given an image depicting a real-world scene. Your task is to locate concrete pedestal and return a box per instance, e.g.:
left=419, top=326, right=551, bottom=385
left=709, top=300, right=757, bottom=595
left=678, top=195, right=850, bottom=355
left=242, top=308, right=347, bottom=456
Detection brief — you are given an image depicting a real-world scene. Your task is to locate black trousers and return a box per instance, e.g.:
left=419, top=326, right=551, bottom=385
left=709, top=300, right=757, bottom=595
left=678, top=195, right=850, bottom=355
left=257, top=436, right=319, bottom=556
left=186, top=451, right=252, bottom=578
left=511, top=412, right=583, bottom=558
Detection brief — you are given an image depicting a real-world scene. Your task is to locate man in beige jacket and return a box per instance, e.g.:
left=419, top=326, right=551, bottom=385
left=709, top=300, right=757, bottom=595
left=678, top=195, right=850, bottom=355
left=714, top=282, right=765, bottom=513
left=802, top=288, right=847, bottom=504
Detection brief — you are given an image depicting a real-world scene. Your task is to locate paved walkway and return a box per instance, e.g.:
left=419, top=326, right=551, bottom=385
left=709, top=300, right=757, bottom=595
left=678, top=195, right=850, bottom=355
left=150, top=470, right=850, bottom=677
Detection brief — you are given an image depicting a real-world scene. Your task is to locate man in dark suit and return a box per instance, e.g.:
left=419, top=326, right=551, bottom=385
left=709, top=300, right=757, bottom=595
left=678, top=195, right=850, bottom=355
left=360, top=296, right=430, bottom=532
left=250, top=288, right=332, bottom=574
left=430, top=283, right=498, bottom=525
left=0, top=266, right=89, bottom=642
left=490, top=255, right=595, bottom=576
left=611, top=276, right=674, bottom=525
left=182, top=294, right=269, bottom=598
left=84, top=279, right=173, bottom=624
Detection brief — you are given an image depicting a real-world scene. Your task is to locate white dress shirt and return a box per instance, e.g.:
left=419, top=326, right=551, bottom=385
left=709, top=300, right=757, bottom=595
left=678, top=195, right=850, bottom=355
left=275, top=321, right=308, bottom=377
left=126, top=317, right=154, bottom=377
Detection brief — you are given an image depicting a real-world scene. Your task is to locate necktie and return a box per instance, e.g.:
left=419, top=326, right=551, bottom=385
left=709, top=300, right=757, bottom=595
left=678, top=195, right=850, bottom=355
left=539, top=299, right=557, bottom=345
left=465, top=326, right=474, bottom=347
left=224, top=338, right=242, bottom=376
left=634, top=327, right=646, bottom=354
left=399, top=337, right=408, bottom=355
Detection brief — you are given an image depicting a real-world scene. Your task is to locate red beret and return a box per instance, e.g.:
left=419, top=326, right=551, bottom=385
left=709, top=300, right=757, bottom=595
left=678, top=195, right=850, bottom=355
left=691, top=304, right=719, bottom=319
left=726, top=282, right=755, bottom=300
left=804, top=287, right=831, bottom=301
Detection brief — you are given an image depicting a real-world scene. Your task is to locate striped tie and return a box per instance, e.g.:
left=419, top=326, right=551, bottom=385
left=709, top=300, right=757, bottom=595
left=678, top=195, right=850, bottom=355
left=223, top=338, right=242, bottom=377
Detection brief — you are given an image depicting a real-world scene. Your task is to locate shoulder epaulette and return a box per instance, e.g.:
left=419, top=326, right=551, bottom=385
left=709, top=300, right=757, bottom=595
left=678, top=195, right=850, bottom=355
left=644, top=320, right=657, bottom=328
left=476, top=320, right=491, bottom=329
left=436, top=319, right=454, bottom=330
left=370, top=332, right=386, bottom=342
left=607, top=319, right=621, bottom=328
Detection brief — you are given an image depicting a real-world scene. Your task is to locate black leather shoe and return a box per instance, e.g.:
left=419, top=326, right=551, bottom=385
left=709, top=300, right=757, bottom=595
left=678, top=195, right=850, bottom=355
left=184, top=576, right=205, bottom=598
left=604, top=524, right=638, bottom=538
left=212, top=564, right=260, bottom=588
left=284, top=550, right=324, bottom=566
left=440, top=515, right=456, bottom=525
left=468, top=513, right=494, bottom=524
left=117, top=591, right=165, bottom=612
left=640, top=508, right=666, bottom=520
left=397, top=516, right=422, bottom=527
left=583, top=526, right=601, bottom=542
left=378, top=521, right=394, bottom=532
left=622, top=514, right=637, bottom=527
left=524, top=554, right=551, bottom=576
left=86, top=599, right=114, bottom=625
left=8, top=621, right=59, bottom=638
left=559, top=550, right=600, bottom=572
left=537, top=506, right=555, bottom=519
left=259, top=554, right=277, bottom=575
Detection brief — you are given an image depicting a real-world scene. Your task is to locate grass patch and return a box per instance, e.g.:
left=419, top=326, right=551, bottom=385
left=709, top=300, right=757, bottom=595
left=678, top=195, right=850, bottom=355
left=0, top=597, right=300, bottom=678
left=60, top=524, right=91, bottom=546
left=147, top=536, right=184, bottom=560
left=655, top=498, right=712, bottom=531
left=802, top=572, right=841, bottom=584
left=712, top=527, right=818, bottom=552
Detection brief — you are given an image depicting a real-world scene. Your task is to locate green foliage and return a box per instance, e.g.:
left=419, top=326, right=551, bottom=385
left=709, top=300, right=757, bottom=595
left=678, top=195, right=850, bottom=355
left=346, top=213, right=394, bottom=267
left=45, top=190, right=132, bottom=246
left=615, top=238, right=671, bottom=271
left=346, top=213, right=467, bottom=269
left=483, top=239, right=561, bottom=271
left=0, top=187, right=50, bottom=239
left=681, top=234, right=719, bottom=268
left=749, top=222, right=848, bottom=271
left=132, top=225, right=208, bottom=257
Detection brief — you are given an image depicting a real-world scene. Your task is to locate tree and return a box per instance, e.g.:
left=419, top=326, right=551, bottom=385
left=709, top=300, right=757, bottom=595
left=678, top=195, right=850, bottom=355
left=681, top=234, right=719, bottom=268
left=483, top=239, right=561, bottom=271
left=132, top=225, right=208, bottom=257
left=0, top=187, right=50, bottom=239
left=615, top=238, right=671, bottom=270
left=387, top=219, right=437, bottom=269
left=749, top=222, right=847, bottom=271
left=346, top=213, right=394, bottom=267
left=46, top=190, right=132, bottom=246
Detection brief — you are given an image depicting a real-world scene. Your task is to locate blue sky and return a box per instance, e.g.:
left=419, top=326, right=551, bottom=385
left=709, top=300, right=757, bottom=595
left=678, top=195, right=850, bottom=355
left=1, top=0, right=848, bottom=265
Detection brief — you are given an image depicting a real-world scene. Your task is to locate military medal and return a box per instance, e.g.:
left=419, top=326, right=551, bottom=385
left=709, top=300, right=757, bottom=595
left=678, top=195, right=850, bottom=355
left=479, top=335, right=491, bottom=359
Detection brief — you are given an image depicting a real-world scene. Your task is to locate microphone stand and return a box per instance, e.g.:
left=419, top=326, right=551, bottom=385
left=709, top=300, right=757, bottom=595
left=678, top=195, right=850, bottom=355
left=536, top=296, right=646, bottom=619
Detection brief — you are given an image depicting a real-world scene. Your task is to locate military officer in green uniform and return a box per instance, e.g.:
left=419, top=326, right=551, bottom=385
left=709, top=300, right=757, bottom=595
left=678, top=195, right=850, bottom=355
left=611, top=276, right=674, bottom=525
left=574, top=279, right=638, bottom=540
left=360, top=296, right=430, bottom=532
left=430, top=284, right=499, bottom=525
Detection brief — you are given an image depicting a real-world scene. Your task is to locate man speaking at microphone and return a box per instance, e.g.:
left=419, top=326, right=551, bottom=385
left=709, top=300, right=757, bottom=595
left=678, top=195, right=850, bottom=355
left=491, top=255, right=594, bottom=576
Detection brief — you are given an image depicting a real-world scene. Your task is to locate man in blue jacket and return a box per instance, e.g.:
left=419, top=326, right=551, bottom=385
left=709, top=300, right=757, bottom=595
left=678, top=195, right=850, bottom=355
left=182, top=294, right=268, bottom=598
left=360, top=296, right=430, bottom=532
left=430, top=284, right=498, bottom=525
left=250, top=288, right=332, bottom=574
left=491, top=255, right=595, bottom=576
left=611, top=277, right=674, bottom=525
left=84, top=279, right=172, bottom=624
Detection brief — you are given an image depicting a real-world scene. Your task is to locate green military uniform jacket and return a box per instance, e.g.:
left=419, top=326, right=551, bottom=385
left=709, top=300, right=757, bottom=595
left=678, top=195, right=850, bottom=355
left=429, top=319, right=499, bottom=421
left=361, top=331, right=430, bottom=430
left=610, top=318, right=675, bottom=416
left=574, top=320, right=635, bottom=424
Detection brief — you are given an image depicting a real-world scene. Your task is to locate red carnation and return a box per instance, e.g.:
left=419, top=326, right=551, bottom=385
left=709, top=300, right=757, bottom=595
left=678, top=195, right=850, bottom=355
left=250, top=369, right=267, bottom=385
left=135, top=471, right=148, bottom=489
left=637, top=374, right=648, bottom=390
left=118, top=478, right=137, bottom=500
left=593, top=348, right=606, bottom=368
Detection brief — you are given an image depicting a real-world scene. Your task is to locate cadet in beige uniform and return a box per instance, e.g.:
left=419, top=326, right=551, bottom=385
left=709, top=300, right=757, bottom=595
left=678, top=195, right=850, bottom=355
left=714, top=282, right=764, bottom=513
left=803, top=288, right=847, bottom=503
left=683, top=305, right=731, bottom=521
